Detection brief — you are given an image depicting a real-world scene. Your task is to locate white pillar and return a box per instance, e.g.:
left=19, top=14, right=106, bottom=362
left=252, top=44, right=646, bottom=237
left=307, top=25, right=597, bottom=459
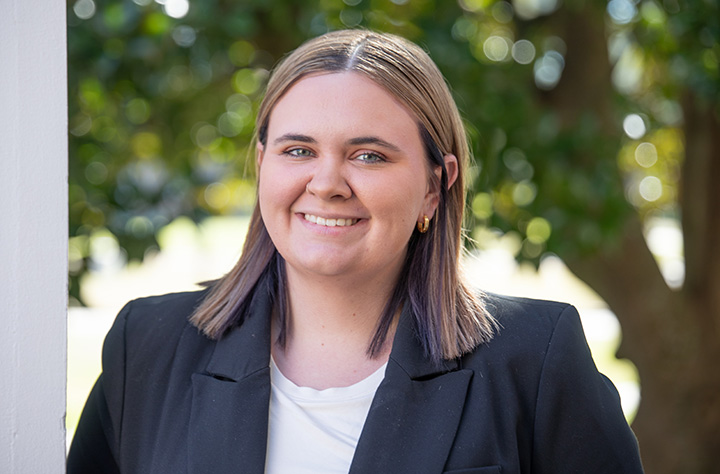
left=0, top=1, right=68, bottom=472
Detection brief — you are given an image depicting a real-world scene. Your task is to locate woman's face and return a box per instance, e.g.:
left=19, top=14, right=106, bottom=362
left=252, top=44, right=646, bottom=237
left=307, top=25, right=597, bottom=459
left=257, top=72, right=440, bottom=284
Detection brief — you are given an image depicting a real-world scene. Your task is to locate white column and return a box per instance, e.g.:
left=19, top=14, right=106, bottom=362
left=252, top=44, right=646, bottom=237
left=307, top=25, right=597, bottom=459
left=0, top=1, right=68, bottom=472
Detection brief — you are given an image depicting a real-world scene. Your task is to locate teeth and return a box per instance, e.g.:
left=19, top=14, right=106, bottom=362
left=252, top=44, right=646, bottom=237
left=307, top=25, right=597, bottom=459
left=304, top=214, right=357, bottom=227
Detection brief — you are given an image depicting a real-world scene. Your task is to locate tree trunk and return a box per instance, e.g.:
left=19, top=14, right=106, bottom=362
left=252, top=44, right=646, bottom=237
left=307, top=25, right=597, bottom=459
left=566, top=220, right=720, bottom=474
left=544, top=5, right=720, bottom=473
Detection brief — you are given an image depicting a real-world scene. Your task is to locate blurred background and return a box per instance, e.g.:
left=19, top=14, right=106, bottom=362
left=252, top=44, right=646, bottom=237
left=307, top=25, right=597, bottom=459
left=67, top=1, right=719, bottom=472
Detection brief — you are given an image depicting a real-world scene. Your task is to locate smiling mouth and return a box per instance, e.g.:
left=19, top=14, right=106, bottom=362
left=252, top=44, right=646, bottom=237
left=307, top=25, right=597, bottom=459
left=303, top=214, right=359, bottom=227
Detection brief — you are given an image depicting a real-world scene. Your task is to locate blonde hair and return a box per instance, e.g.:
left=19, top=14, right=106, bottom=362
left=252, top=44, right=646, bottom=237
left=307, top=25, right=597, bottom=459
left=190, top=29, right=495, bottom=362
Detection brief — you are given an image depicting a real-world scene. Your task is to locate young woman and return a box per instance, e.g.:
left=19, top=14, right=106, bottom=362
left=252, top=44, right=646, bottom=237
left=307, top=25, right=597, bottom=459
left=68, top=29, right=644, bottom=473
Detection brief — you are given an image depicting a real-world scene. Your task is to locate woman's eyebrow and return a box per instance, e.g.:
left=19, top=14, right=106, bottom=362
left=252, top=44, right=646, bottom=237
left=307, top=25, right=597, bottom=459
left=273, top=133, right=316, bottom=145
left=347, top=136, right=401, bottom=152
left=273, top=134, right=402, bottom=152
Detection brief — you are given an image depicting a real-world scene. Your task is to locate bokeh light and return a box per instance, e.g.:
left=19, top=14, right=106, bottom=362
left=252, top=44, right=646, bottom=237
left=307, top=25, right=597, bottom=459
left=623, top=114, right=646, bottom=139
left=125, top=99, right=151, bottom=125
left=526, top=217, right=552, bottom=244
left=172, top=25, right=196, bottom=48
left=639, top=176, right=663, bottom=202
left=513, top=0, right=559, bottom=20
left=491, top=1, right=514, bottom=23
left=607, top=0, right=637, bottom=25
left=534, top=50, right=564, bottom=89
left=85, top=162, right=109, bottom=185
left=512, top=39, right=536, bottom=65
left=471, top=193, right=494, bottom=220
left=73, top=0, right=96, bottom=20
left=483, top=35, right=512, bottom=62
left=217, top=112, right=245, bottom=138
left=512, top=181, right=537, bottom=206
left=612, top=45, right=643, bottom=94
left=204, top=182, right=231, bottom=210
left=634, top=142, right=658, bottom=168
left=340, top=9, right=363, bottom=27
left=162, top=0, right=190, bottom=19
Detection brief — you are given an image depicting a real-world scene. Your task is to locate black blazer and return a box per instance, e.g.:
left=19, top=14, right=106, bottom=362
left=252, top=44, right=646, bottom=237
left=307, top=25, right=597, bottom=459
left=68, top=286, right=644, bottom=473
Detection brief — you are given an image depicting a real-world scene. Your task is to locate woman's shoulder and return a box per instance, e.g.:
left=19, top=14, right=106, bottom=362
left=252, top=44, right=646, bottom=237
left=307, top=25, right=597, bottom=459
left=102, top=288, right=212, bottom=364
left=482, top=292, right=579, bottom=334
left=116, top=288, right=209, bottom=330
left=122, top=287, right=209, bottom=315
left=468, top=292, right=590, bottom=364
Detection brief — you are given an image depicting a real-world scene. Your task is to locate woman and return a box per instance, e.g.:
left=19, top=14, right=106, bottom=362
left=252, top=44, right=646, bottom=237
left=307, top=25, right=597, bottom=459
left=68, top=29, right=644, bottom=473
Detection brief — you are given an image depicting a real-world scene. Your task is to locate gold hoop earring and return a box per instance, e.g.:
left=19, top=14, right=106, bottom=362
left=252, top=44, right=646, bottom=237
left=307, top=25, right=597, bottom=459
left=417, top=215, right=429, bottom=233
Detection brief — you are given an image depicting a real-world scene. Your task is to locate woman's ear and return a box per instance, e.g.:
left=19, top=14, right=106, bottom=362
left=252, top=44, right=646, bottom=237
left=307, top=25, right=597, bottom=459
left=443, top=154, right=459, bottom=189
left=423, top=154, right=459, bottom=218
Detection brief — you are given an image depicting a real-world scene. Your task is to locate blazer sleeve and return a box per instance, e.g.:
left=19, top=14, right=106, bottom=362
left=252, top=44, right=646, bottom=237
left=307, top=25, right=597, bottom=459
left=531, top=305, right=644, bottom=473
left=67, top=302, right=130, bottom=474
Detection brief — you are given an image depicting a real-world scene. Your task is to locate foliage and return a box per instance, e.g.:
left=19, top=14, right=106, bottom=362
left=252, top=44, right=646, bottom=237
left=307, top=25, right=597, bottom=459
left=69, top=1, right=720, bottom=470
left=68, top=0, right=717, bottom=296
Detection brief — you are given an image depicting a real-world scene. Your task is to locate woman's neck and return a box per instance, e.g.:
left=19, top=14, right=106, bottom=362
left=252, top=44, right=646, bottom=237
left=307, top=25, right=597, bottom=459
left=271, top=267, right=399, bottom=390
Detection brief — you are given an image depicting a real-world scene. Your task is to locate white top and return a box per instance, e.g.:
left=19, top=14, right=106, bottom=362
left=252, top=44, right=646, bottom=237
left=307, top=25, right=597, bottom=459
left=265, top=359, right=387, bottom=474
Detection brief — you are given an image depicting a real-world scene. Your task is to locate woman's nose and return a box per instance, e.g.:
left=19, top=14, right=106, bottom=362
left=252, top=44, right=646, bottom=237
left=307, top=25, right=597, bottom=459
left=305, top=158, right=352, bottom=200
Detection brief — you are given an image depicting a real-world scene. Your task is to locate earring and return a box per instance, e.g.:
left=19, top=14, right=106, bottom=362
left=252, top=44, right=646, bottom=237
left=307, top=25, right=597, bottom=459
left=417, top=215, right=430, bottom=233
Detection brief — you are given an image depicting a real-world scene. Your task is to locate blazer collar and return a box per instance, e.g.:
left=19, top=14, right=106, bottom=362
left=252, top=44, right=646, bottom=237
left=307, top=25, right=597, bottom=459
left=188, top=289, right=472, bottom=474
left=387, top=302, right=460, bottom=378
left=187, top=286, right=274, bottom=474
left=349, top=302, right=473, bottom=474
left=204, top=285, right=274, bottom=381
left=203, top=288, right=460, bottom=382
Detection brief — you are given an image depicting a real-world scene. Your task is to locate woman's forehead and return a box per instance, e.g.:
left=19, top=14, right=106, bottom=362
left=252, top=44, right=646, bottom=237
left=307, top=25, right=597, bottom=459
left=265, top=72, right=421, bottom=143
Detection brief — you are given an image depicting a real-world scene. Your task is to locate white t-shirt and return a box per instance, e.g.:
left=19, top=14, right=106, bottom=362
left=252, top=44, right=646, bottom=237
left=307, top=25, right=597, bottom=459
left=265, top=359, right=387, bottom=474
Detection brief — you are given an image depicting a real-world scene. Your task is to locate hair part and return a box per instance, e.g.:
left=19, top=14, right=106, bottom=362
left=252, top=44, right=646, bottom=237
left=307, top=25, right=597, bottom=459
left=190, top=29, right=496, bottom=363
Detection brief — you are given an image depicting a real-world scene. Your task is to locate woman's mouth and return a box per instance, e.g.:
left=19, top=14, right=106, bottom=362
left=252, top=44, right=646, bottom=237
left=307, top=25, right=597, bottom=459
left=303, top=214, right=359, bottom=227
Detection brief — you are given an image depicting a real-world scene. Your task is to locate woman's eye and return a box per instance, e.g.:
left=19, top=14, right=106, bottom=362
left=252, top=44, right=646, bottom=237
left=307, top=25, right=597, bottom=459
left=284, top=148, right=313, bottom=158
left=355, top=152, right=385, bottom=163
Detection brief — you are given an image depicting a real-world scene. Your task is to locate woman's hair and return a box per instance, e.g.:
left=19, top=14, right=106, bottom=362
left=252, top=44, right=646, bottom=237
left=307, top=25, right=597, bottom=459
left=190, top=29, right=495, bottom=363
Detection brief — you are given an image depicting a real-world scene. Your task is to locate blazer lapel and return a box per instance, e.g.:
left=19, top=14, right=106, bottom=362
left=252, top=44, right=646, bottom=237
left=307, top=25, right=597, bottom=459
left=187, top=288, right=273, bottom=474
left=349, top=306, right=473, bottom=474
